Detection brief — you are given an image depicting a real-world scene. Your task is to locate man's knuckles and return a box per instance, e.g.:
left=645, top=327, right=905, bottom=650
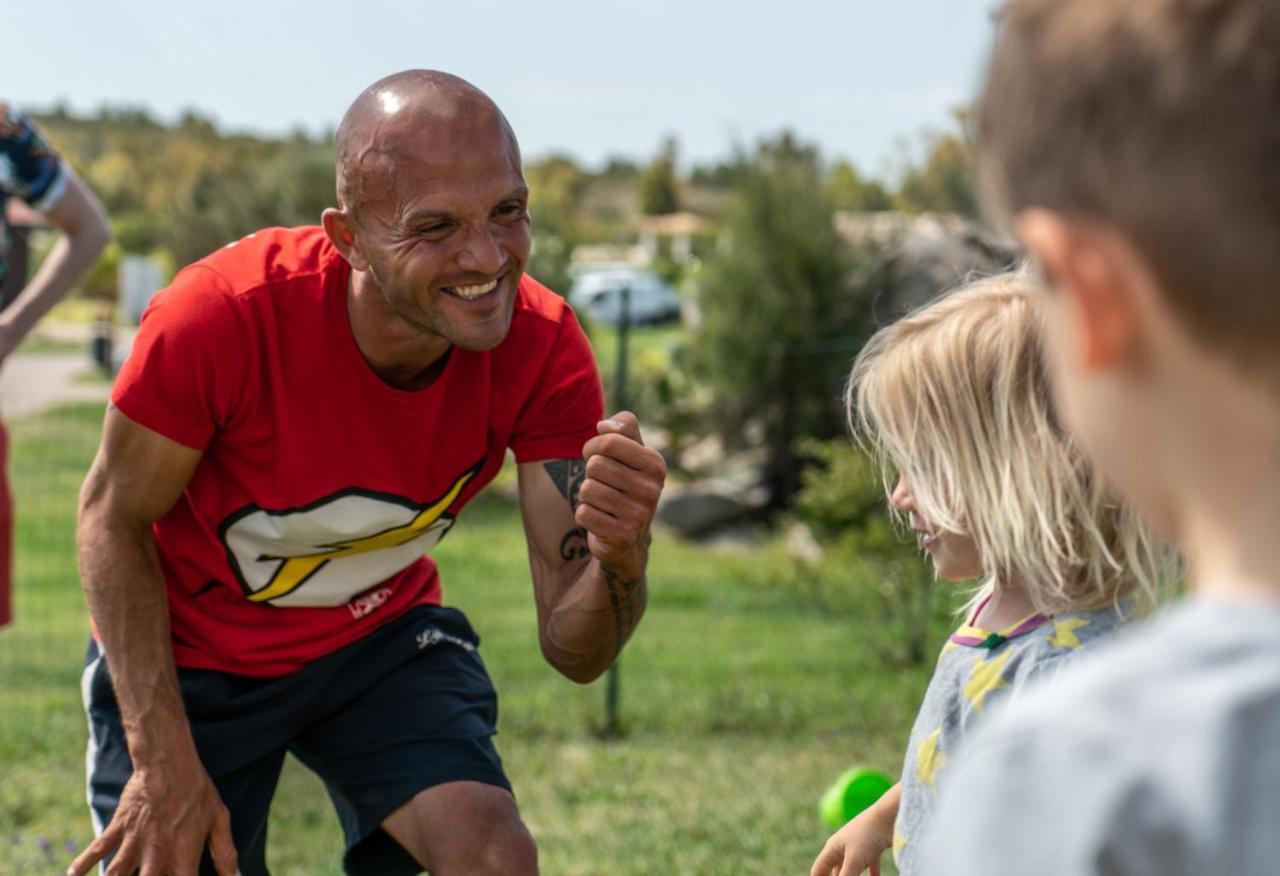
left=578, top=484, right=654, bottom=526
left=583, top=438, right=667, bottom=483
left=575, top=503, right=643, bottom=541
left=584, top=432, right=654, bottom=463
left=584, top=457, right=664, bottom=501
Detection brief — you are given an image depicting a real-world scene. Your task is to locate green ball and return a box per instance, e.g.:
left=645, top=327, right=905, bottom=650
left=819, top=767, right=894, bottom=829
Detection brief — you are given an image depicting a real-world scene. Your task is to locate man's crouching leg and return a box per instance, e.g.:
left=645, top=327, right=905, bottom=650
left=383, top=780, right=538, bottom=875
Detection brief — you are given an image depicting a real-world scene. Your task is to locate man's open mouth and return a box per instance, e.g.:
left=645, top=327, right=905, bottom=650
left=443, top=277, right=500, bottom=300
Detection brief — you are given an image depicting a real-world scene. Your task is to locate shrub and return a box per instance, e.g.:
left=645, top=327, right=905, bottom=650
left=783, top=438, right=956, bottom=665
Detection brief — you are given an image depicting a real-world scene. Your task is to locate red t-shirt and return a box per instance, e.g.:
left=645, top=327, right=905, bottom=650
left=111, top=226, right=603, bottom=676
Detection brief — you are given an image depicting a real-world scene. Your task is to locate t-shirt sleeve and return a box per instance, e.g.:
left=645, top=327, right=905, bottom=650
left=111, top=266, right=250, bottom=451
left=509, top=305, right=604, bottom=463
left=0, top=107, right=67, bottom=210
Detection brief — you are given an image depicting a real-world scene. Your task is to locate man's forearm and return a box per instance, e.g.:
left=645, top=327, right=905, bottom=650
left=540, top=532, right=649, bottom=682
left=595, top=541, right=649, bottom=659
left=77, top=508, right=198, bottom=763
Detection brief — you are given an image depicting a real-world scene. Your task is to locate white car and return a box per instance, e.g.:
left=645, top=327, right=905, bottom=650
left=567, top=268, right=682, bottom=327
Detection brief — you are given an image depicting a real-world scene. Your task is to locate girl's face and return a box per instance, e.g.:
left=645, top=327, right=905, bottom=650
left=890, top=477, right=984, bottom=581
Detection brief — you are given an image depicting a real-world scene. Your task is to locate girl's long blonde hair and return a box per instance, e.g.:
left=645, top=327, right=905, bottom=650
left=848, top=272, right=1168, bottom=614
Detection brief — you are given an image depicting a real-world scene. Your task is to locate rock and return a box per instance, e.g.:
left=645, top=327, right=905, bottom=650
left=785, top=520, right=824, bottom=566
left=677, top=434, right=725, bottom=475
left=699, top=522, right=767, bottom=551
left=656, top=481, right=768, bottom=538
left=834, top=210, right=1022, bottom=317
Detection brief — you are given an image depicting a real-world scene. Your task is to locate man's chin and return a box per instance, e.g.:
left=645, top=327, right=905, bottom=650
left=447, top=284, right=519, bottom=351
left=447, top=316, right=515, bottom=352
left=451, top=333, right=509, bottom=353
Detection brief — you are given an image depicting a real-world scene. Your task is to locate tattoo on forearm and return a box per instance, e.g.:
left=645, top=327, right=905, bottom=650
left=546, top=459, right=644, bottom=656
left=559, top=527, right=591, bottom=563
left=544, top=459, right=585, bottom=512
left=602, top=564, right=644, bottom=657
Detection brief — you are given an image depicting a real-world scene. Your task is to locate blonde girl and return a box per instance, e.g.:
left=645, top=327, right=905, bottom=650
left=811, top=273, right=1168, bottom=876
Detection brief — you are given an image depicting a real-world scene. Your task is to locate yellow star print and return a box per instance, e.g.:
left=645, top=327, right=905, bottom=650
left=916, top=726, right=947, bottom=790
left=963, top=651, right=1011, bottom=713
left=893, top=830, right=909, bottom=861
left=1048, top=617, right=1091, bottom=650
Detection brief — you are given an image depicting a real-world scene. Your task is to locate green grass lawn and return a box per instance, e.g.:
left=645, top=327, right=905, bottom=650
left=0, top=402, right=942, bottom=875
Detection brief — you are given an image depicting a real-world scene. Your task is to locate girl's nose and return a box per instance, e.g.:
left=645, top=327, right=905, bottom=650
left=890, top=476, right=914, bottom=511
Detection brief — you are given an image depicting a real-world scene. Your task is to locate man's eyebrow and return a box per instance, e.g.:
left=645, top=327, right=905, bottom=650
left=402, top=207, right=454, bottom=225
left=401, top=187, right=530, bottom=226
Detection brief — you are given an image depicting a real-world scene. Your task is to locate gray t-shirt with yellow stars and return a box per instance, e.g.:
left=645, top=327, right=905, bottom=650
left=893, top=600, right=1129, bottom=874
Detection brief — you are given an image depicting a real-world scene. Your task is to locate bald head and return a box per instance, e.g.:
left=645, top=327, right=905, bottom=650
left=335, top=70, right=520, bottom=216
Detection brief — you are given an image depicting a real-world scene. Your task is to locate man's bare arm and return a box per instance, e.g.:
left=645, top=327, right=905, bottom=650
left=69, top=406, right=237, bottom=876
left=517, top=412, right=665, bottom=684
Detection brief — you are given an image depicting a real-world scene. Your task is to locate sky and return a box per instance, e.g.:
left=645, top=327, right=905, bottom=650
left=6, top=0, right=998, bottom=179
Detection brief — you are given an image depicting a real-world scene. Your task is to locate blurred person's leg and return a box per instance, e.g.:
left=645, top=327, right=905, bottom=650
left=0, top=419, right=12, bottom=629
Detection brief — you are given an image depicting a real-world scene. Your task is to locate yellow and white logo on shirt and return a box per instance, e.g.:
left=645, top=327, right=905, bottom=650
left=220, top=465, right=479, bottom=608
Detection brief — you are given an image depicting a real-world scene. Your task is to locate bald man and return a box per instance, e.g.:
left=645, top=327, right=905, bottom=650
left=71, top=71, right=664, bottom=876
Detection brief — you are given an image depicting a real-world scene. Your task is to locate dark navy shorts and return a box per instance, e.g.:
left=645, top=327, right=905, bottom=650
left=82, top=604, right=510, bottom=876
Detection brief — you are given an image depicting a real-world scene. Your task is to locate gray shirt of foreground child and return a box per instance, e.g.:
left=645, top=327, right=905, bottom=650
left=927, top=598, right=1280, bottom=875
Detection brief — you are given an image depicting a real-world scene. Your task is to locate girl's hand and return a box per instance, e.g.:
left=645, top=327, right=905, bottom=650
left=810, top=782, right=900, bottom=876
left=810, top=811, right=888, bottom=876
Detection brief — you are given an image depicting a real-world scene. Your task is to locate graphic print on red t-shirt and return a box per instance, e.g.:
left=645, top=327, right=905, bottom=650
left=111, top=227, right=604, bottom=676
left=220, top=462, right=481, bottom=607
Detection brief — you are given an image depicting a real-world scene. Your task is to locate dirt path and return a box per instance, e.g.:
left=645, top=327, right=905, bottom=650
left=0, top=352, right=110, bottom=420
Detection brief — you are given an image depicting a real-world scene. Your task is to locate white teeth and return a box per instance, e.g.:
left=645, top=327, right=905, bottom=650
left=447, top=279, right=498, bottom=300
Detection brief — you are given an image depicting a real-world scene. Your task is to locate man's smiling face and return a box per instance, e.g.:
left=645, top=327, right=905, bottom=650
left=340, top=86, right=532, bottom=353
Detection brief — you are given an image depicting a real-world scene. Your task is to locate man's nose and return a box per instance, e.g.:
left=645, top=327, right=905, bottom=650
left=457, top=226, right=505, bottom=275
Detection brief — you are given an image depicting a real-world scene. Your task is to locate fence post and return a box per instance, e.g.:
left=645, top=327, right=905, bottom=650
left=603, top=284, right=630, bottom=737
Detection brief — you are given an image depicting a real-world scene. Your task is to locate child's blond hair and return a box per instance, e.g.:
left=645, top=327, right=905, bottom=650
left=848, top=272, right=1168, bottom=614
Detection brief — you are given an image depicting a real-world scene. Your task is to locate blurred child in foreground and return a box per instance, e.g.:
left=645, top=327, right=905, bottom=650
left=926, top=1, right=1280, bottom=872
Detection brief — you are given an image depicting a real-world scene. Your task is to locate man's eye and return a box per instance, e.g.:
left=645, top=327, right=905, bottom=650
left=419, top=223, right=451, bottom=236
left=497, top=203, right=527, bottom=218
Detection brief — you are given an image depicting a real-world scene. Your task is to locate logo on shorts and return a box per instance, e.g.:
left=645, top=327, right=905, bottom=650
left=416, top=626, right=476, bottom=652
left=219, top=463, right=481, bottom=608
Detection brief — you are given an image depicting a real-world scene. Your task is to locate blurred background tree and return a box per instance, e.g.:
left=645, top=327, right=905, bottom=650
left=827, top=159, right=893, bottom=212
left=636, top=135, right=681, bottom=216
left=893, top=110, right=978, bottom=218
left=526, top=154, right=590, bottom=294
left=694, top=132, right=878, bottom=509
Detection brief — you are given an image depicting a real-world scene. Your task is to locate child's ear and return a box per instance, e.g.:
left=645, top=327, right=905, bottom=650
left=322, top=207, right=372, bottom=272
left=1017, top=210, right=1142, bottom=374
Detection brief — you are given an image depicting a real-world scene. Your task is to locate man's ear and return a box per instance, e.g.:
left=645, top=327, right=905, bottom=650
left=322, top=207, right=371, bottom=272
left=1017, top=209, right=1144, bottom=373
